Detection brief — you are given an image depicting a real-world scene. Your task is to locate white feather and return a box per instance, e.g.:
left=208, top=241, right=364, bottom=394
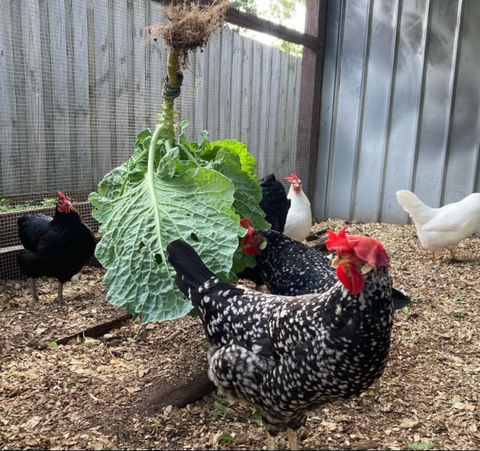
left=284, top=183, right=312, bottom=242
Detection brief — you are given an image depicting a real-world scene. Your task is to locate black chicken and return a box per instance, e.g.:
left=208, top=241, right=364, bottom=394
left=258, top=173, right=290, bottom=233
left=240, top=219, right=410, bottom=310
left=167, top=227, right=396, bottom=450
left=17, top=192, right=96, bottom=302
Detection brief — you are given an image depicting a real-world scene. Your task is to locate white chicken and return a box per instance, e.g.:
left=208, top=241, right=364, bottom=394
left=396, top=190, right=480, bottom=261
left=283, top=173, right=312, bottom=242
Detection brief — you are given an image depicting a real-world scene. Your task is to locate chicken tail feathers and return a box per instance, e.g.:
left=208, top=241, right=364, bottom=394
left=167, top=240, right=217, bottom=309
left=396, top=190, right=435, bottom=225
left=392, top=287, right=410, bottom=311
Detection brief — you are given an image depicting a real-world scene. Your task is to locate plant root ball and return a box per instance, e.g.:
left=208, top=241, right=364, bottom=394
left=146, top=0, right=229, bottom=68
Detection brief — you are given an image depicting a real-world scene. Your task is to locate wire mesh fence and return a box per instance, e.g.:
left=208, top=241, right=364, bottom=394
left=0, top=0, right=320, bottom=280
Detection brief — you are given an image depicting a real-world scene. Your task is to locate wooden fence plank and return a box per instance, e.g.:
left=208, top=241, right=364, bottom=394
left=240, top=38, right=253, bottom=150
left=257, top=45, right=273, bottom=177
left=21, top=0, right=47, bottom=193
left=274, top=51, right=288, bottom=177
left=8, top=0, right=26, bottom=195
left=218, top=29, right=233, bottom=140
left=147, top=2, right=165, bottom=127
left=249, top=41, right=262, bottom=173
left=47, top=0, right=72, bottom=189
left=265, top=48, right=280, bottom=177
left=133, top=0, right=148, bottom=134
left=92, top=0, right=113, bottom=183
left=206, top=32, right=221, bottom=139
left=69, top=0, right=93, bottom=190
left=113, top=0, right=130, bottom=165
left=0, top=0, right=18, bottom=196
left=229, top=32, right=243, bottom=141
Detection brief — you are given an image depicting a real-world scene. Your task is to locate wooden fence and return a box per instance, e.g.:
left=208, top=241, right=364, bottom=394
left=0, top=0, right=302, bottom=199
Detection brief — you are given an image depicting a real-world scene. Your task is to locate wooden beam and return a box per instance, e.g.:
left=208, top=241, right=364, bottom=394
left=295, top=0, right=328, bottom=200
left=225, top=7, right=319, bottom=49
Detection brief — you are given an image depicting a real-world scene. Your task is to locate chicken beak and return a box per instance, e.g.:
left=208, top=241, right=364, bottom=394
left=331, top=255, right=351, bottom=268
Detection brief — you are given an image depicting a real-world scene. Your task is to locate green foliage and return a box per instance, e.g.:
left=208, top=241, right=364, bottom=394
left=214, top=401, right=229, bottom=419
left=90, top=123, right=267, bottom=323
left=220, top=434, right=234, bottom=442
left=0, top=197, right=57, bottom=213
left=409, top=444, right=435, bottom=450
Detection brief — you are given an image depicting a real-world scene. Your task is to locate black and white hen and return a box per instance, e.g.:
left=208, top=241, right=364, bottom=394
left=240, top=218, right=409, bottom=310
left=167, top=227, right=396, bottom=449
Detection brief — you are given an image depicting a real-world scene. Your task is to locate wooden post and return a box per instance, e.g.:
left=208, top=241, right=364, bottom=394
left=295, top=0, right=327, bottom=201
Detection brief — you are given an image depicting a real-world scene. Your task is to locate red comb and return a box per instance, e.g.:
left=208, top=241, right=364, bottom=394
left=325, top=226, right=352, bottom=253
left=284, top=172, right=300, bottom=184
left=326, top=226, right=390, bottom=270
left=57, top=191, right=69, bottom=202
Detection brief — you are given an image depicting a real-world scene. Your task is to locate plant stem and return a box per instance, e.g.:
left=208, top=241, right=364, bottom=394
left=119, top=148, right=149, bottom=197
left=158, top=49, right=180, bottom=140
left=178, top=142, right=200, bottom=167
left=148, top=126, right=164, bottom=177
left=157, top=139, right=173, bottom=173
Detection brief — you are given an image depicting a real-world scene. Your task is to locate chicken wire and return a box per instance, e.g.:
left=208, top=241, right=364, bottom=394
left=0, top=0, right=318, bottom=279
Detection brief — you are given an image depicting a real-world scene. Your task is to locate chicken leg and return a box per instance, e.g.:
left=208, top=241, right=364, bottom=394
left=267, top=431, right=277, bottom=450
left=287, top=427, right=298, bottom=450
left=30, top=279, right=39, bottom=302
left=431, top=252, right=436, bottom=261
left=55, top=282, right=64, bottom=302
left=449, top=249, right=457, bottom=260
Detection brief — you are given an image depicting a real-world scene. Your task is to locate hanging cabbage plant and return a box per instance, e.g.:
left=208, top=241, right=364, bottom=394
left=89, top=1, right=269, bottom=323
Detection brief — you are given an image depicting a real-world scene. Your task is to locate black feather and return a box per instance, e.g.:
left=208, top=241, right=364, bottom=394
left=18, top=214, right=52, bottom=251
left=259, top=174, right=290, bottom=233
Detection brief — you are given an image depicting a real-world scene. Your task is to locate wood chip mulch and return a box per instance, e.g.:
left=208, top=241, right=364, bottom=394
left=1, top=219, right=479, bottom=450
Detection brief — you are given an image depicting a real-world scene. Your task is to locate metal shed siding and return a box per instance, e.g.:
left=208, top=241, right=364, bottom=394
left=314, top=0, right=480, bottom=227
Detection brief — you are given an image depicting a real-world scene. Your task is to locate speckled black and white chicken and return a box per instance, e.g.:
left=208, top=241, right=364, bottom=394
left=167, top=227, right=396, bottom=450
left=240, top=218, right=409, bottom=311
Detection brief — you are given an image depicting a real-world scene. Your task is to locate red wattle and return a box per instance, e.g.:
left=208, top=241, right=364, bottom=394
left=336, top=264, right=364, bottom=295
left=336, top=265, right=352, bottom=292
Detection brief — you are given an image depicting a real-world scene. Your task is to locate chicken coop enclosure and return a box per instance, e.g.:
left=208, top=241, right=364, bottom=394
left=0, top=0, right=324, bottom=279
left=2, top=0, right=480, bottom=281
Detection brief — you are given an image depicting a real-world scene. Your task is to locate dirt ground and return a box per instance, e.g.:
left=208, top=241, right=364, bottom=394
left=1, top=219, right=480, bottom=450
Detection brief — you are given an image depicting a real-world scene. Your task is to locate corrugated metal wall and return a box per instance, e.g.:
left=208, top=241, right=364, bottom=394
left=314, top=0, right=480, bottom=226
